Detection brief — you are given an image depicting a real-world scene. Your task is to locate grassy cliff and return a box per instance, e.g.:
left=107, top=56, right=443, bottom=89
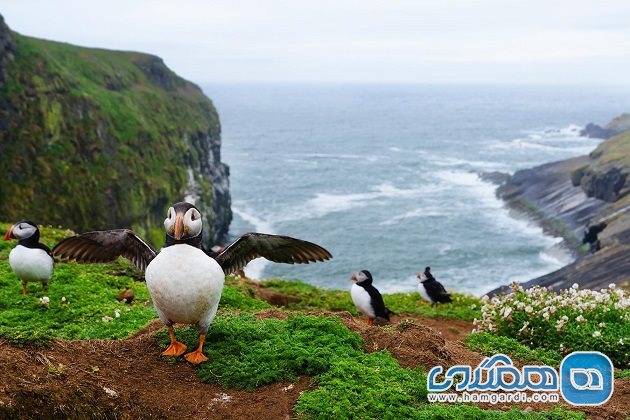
left=0, top=14, right=231, bottom=248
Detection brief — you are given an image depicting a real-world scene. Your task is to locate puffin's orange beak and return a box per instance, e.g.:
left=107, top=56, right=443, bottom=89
left=4, top=227, right=14, bottom=241
left=174, top=214, right=184, bottom=240
left=350, top=273, right=357, bottom=282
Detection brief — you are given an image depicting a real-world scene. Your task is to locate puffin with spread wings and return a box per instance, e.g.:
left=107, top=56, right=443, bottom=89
left=52, top=202, right=332, bottom=364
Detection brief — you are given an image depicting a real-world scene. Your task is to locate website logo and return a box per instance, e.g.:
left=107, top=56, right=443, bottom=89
left=427, top=351, right=614, bottom=406
left=560, top=352, right=614, bottom=406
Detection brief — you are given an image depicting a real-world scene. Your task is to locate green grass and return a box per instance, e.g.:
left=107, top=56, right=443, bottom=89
left=158, top=314, right=582, bottom=419
left=464, top=333, right=563, bottom=366
left=0, top=225, right=269, bottom=345
left=259, top=279, right=481, bottom=321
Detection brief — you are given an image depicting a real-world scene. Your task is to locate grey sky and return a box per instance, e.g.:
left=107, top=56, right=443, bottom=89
left=3, top=0, right=630, bottom=84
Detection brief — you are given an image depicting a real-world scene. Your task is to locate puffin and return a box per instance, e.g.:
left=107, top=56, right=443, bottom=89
left=52, top=202, right=332, bottom=364
left=417, top=267, right=452, bottom=305
left=350, top=270, right=394, bottom=325
left=4, top=221, right=54, bottom=295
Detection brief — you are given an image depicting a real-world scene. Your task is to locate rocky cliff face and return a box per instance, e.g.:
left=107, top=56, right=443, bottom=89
left=487, top=127, right=630, bottom=295
left=0, top=15, right=231, bottom=248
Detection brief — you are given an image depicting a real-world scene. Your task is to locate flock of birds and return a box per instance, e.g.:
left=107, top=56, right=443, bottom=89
left=3, top=201, right=452, bottom=365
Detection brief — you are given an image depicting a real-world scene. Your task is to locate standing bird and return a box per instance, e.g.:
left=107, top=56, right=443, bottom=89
left=4, top=221, right=54, bottom=295
left=350, top=270, right=394, bottom=325
left=417, top=266, right=452, bottom=305
left=52, top=202, right=332, bottom=364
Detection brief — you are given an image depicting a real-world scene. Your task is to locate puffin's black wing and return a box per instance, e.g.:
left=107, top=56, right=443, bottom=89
left=425, top=279, right=452, bottom=303
left=52, top=229, right=157, bottom=272
left=215, top=232, right=332, bottom=275
left=362, top=284, right=395, bottom=320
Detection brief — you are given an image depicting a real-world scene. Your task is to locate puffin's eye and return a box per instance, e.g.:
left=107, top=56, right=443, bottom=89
left=190, top=212, right=196, bottom=221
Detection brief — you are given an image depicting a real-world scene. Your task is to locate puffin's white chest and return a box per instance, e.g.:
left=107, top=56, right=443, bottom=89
left=145, top=245, right=224, bottom=325
left=351, top=284, right=375, bottom=318
left=8, top=245, right=53, bottom=282
left=417, top=283, right=434, bottom=303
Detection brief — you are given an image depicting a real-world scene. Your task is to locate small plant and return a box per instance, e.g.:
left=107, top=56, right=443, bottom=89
left=474, top=283, right=629, bottom=368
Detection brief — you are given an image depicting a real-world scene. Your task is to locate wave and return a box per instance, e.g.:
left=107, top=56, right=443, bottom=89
left=277, top=183, right=434, bottom=222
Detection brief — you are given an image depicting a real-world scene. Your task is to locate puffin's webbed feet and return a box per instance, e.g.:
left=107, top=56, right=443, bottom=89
left=162, top=326, right=187, bottom=357
left=184, top=333, right=208, bottom=365
left=21, top=282, right=27, bottom=296
left=366, top=318, right=374, bottom=326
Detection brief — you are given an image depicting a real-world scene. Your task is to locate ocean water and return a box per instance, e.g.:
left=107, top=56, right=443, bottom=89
left=204, top=84, right=630, bottom=295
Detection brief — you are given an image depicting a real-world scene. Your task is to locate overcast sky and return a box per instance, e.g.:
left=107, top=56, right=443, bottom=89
left=3, top=1, right=630, bottom=85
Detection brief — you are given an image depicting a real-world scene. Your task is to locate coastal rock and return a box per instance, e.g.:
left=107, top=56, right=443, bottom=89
left=0, top=14, right=231, bottom=248
left=487, top=129, right=630, bottom=295
left=579, top=113, right=630, bottom=139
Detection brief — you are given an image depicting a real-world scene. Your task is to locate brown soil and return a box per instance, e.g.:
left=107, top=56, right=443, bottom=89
left=0, top=321, right=311, bottom=419
left=0, top=310, right=628, bottom=419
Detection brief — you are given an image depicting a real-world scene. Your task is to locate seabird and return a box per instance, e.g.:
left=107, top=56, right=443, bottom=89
left=4, top=221, right=54, bottom=295
left=350, top=270, right=394, bottom=325
left=417, top=266, right=452, bottom=305
left=52, top=202, right=332, bottom=364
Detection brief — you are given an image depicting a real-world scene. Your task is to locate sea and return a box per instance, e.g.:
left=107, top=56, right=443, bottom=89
left=203, top=84, right=630, bottom=295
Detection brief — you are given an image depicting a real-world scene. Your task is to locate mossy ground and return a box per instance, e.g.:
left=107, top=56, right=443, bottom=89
left=0, top=224, right=587, bottom=418
left=257, top=278, right=481, bottom=321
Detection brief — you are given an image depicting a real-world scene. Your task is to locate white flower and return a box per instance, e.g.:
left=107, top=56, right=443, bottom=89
left=502, top=307, right=513, bottom=318
left=542, top=312, right=550, bottom=319
left=592, top=331, right=601, bottom=338
left=525, top=305, right=533, bottom=313
left=470, top=304, right=477, bottom=310
left=101, top=316, right=113, bottom=323
left=39, top=296, right=50, bottom=306
left=572, top=283, right=579, bottom=290
left=619, top=339, right=624, bottom=345
left=609, top=283, right=616, bottom=289
left=518, top=321, right=530, bottom=333
left=576, top=315, right=585, bottom=323
left=598, top=322, right=606, bottom=328
left=114, top=309, right=121, bottom=318
left=61, top=296, right=67, bottom=303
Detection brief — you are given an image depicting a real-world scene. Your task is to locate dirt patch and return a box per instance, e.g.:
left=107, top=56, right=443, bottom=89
left=1, top=309, right=628, bottom=419
left=0, top=324, right=311, bottom=419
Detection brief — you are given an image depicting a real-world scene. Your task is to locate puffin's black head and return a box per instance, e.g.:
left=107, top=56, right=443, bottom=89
left=351, top=270, right=373, bottom=284
left=425, top=266, right=431, bottom=272
left=164, top=202, right=202, bottom=241
left=4, top=220, right=39, bottom=241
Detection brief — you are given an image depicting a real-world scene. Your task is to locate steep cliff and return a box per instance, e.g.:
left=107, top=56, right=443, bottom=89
left=488, top=128, right=630, bottom=295
left=0, top=14, right=231, bottom=248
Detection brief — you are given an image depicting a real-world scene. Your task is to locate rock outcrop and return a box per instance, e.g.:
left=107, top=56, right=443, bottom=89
left=580, top=113, right=630, bottom=139
left=487, top=127, right=630, bottom=295
left=0, top=14, right=231, bottom=248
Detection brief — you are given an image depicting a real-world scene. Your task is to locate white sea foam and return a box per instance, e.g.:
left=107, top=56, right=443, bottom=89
left=279, top=183, right=433, bottom=222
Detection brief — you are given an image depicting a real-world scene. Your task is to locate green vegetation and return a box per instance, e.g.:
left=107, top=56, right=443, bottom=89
left=475, top=284, right=629, bottom=368
left=158, top=314, right=582, bottom=420
left=260, top=279, right=481, bottom=321
left=0, top=26, right=225, bottom=248
left=0, top=224, right=267, bottom=345
left=465, top=332, right=562, bottom=366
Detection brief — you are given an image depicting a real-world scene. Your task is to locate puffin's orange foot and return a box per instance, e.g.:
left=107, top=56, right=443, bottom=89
left=161, top=341, right=187, bottom=357
left=366, top=318, right=374, bottom=326
left=184, top=350, right=208, bottom=365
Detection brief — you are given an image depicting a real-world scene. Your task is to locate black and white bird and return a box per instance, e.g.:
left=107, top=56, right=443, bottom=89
left=52, top=202, right=332, bottom=364
left=417, top=267, right=452, bottom=305
left=350, top=270, right=394, bottom=325
left=4, top=221, right=54, bottom=296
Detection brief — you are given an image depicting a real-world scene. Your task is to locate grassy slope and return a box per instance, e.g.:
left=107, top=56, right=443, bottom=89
left=0, top=32, right=220, bottom=247
left=0, top=225, right=583, bottom=418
